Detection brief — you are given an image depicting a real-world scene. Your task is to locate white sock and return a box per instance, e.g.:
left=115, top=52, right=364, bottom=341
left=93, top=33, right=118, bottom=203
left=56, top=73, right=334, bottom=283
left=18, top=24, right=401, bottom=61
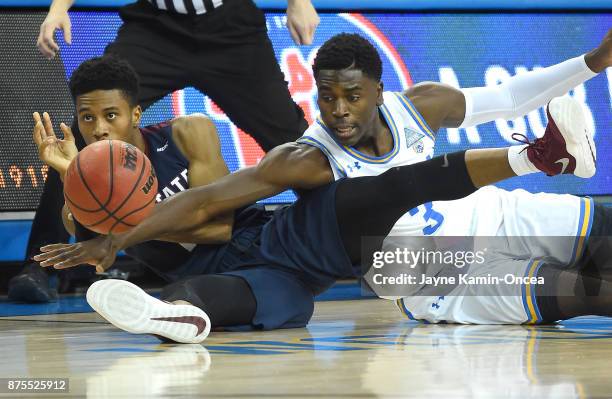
left=508, top=145, right=539, bottom=176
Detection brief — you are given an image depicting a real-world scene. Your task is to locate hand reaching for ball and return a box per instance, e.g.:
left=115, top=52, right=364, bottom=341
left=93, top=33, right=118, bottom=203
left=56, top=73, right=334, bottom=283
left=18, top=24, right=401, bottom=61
left=32, top=112, right=78, bottom=178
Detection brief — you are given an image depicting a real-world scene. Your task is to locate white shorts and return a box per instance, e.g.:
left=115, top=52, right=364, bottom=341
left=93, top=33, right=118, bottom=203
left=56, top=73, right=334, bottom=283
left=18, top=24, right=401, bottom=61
left=389, top=193, right=595, bottom=325
left=394, top=255, right=547, bottom=324
left=433, top=187, right=594, bottom=265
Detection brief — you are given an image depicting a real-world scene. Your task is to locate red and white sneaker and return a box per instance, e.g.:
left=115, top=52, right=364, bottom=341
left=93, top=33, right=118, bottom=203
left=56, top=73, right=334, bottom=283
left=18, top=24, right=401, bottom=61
left=86, top=279, right=211, bottom=344
left=514, top=96, right=596, bottom=178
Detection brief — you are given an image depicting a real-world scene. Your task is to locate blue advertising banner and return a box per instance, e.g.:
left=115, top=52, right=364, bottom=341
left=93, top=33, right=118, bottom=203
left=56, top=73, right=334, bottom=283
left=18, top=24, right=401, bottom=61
left=58, top=12, right=612, bottom=196
left=3, top=0, right=612, bottom=10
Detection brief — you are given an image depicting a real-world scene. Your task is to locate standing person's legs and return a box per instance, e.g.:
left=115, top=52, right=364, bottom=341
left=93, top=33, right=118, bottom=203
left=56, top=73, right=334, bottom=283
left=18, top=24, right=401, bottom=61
left=104, top=11, right=193, bottom=110
left=8, top=131, right=87, bottom=302
left=190, top=33, right=308, bottom=151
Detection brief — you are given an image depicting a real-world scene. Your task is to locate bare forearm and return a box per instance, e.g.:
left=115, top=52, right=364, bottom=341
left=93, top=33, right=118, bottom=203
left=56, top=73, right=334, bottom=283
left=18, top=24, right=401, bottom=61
left=158, top=213, right=234, bottom=244
left=585, top=48, right=610, bottom=73
left=61, top=203, right=75, bottom=236
left=111, top=167, right=282, bottom=251
left=49, top=0, right=74, bottom=13
left=113, top=187, right=213, bottom=251
left=464, top=148, right=515, bottom=187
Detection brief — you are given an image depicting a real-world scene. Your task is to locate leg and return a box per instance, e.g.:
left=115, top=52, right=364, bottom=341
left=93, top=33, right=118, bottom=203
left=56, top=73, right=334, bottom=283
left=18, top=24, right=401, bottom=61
left=84, top=268, right=313, bottom=342
left=335, top=151, right=482, bottom=263
left=580, top=204, right=612, bottom=275
left=537, top=264, right=612, bottom=320
left=160, top=274, right=257, bottom=327
left=190, top=33, right=307, bottom=151
left=161, top=267, right=315, bottom=330
left=8, top=168, right=66, bottom=302
left=105, top=19, right=189, bottom=110
left=122, top=241, right=192, bottom=282
left=542, top=205, right=612, bottom=321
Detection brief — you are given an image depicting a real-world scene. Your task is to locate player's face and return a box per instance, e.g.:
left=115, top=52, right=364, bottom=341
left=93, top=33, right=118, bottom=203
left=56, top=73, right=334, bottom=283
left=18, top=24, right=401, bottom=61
left=76, top=89, right=142, bottom=145
left=316, top=67, right=383, bottom=146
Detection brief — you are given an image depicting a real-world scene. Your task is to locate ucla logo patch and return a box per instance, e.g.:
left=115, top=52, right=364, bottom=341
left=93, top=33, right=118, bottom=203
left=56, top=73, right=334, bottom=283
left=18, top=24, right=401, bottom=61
left=404, top=128, right=425, bottom=150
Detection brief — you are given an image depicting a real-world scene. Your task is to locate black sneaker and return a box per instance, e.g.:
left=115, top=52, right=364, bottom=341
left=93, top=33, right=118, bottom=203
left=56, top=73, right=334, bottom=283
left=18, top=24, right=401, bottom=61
left=8, top=263, right=58, bottom=303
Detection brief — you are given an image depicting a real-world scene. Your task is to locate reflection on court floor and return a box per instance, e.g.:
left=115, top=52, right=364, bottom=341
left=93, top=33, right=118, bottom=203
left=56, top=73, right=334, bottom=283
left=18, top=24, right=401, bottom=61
left=1, top=298, right=611, bottom=398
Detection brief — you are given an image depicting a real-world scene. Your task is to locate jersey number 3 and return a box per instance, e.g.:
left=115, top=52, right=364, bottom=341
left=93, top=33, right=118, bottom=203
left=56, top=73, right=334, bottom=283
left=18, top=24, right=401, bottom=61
left=408, top=202, right=444, bottom=235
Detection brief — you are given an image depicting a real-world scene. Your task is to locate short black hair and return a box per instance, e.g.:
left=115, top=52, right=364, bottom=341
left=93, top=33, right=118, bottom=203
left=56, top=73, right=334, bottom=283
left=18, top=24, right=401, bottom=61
left=69, top=55, right=139, bottom=106
left=313, top=33, right=382, bottom=81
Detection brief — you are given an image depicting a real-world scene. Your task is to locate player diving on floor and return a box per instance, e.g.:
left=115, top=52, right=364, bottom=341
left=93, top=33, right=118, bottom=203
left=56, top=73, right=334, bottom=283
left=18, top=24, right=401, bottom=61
left=34, top=29, right=612, bottom=343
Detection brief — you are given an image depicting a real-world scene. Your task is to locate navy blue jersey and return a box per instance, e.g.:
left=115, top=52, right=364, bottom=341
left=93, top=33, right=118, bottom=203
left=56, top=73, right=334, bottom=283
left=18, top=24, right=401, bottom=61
left=119, top=122, right=194, bottom=279
left=74, top=121, right=190, bottom=244
left=140, top=122, right=190, bottom=203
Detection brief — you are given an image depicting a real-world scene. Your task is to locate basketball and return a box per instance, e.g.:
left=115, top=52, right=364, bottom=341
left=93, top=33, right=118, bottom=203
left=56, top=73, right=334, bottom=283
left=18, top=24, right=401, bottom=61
left=64, top=139, right=158, bottom=234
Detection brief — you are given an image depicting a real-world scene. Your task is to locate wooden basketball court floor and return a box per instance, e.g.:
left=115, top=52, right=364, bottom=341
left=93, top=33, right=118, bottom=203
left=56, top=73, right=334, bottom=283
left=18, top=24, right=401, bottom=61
left=1, top=295, right=612, bottom=398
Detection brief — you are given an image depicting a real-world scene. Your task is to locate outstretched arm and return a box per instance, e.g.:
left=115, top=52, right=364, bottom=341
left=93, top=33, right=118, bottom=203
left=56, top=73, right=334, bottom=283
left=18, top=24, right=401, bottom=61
left=131, top=142, right=334, bottom=244
left=407, top=27, right=612, bottom=133
left=35, top=144, right=526, bottom=271
left=35, top=143, right=334, bottom=271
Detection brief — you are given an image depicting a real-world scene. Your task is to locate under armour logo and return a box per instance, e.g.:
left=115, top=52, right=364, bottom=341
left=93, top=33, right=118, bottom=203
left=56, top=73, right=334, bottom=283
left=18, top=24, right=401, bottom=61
left=555, top=157, right=569, bottom=174
left=431, top=296, right=445, bottom=309
left=347, top=161, right=361, bottom=173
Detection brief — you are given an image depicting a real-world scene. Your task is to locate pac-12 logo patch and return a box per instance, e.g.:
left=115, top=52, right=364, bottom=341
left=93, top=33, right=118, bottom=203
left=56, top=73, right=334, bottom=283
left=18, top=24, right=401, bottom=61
left=404, top=127, right=425, bottom=152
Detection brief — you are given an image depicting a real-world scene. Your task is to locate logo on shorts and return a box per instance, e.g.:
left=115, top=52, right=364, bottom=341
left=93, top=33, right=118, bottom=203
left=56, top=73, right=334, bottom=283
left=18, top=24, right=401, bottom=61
left=157, top=141, right=169, bottom=152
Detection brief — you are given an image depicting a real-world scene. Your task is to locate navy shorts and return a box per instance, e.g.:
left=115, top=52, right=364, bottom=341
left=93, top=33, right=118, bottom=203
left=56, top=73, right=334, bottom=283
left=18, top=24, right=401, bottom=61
left=151, top=182, right=355, bottom=331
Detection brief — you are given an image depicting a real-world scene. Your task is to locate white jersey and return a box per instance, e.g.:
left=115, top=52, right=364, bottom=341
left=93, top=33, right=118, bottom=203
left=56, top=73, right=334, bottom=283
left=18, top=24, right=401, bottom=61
left=299, top=90, right=595, bottom=324
left=298, top=91, right=591, bottom=255
left=298, top=91, right=435, bottom=180
left=298, top=91, right=436, bottom=237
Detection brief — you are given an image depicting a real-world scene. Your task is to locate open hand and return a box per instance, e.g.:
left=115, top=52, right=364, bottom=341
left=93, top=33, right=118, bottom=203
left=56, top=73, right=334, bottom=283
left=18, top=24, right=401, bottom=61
left=34, top=235, right=118, bottom=274
left=37, top=10, right=72, bottom=59
left=32, top=112, right=78, bottom=176
left=286, top=0, right=320, bottom=45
